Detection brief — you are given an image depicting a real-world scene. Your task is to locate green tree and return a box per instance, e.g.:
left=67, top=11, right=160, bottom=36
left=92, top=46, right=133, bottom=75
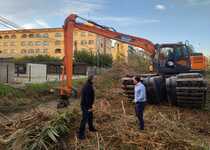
left=128, top=53, right=151, bottom=73
left=15, top=55, right=62, bottom=63
left=97, top=53, right=113, bottom=67
left=74, top=50, right=95, bottom=66
left=74, top=50, right=112, bottom=67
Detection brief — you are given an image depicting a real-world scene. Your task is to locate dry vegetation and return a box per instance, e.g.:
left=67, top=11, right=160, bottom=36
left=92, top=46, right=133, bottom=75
left=0, top=63, right=210, bottom=150
left=69, top=63, right=210, bottom=150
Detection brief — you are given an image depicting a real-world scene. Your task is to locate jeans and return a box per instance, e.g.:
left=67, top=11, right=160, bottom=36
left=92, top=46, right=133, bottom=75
left=79, top=108, right=94, bottom=136
left=135, top=102, right=145, bottom=130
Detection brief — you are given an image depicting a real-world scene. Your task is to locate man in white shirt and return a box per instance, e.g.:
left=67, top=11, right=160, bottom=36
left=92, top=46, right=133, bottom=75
left=133, top=76, right=147, bottom=130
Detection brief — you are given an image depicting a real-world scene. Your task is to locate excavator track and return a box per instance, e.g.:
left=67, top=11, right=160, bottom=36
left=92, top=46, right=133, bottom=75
left=166, top=73, right=208, bottom=108
left=121, top=77, right=135, bottom=101
left=205, top=83, right=210, bottom=110
left=122, top=73, right=208, bottom=109
left=121, top=74, right=166, bottom=104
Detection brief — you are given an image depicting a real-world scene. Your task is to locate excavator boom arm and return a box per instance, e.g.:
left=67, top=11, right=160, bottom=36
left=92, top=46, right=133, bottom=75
left=62, top=14, right=156, bottom=96
left=65, top=14, right=155, bottom=55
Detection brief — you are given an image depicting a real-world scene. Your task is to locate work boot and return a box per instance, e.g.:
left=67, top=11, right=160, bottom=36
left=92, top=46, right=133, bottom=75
left=139, top=128, right=144, bottom=131
left=77, top=131, right=85, bottom=140
left=89, top=128, right=97, bottom=132
left=78, top=134, right=85, bottom=140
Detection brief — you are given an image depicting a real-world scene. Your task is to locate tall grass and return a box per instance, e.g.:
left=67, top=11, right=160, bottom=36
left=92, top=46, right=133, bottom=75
left=0, top=84, right=23, bottom=97
left=0, top=78, right=86, bottom=113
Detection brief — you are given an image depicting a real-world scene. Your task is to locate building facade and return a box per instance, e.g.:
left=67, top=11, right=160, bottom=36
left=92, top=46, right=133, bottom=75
left=111, top=41, right=152, bottom=62
left=0, top=28, right=112, bottom=58
left=112, top=41, right=129, bottom=62
left=73, top=28, right=112, bottom=54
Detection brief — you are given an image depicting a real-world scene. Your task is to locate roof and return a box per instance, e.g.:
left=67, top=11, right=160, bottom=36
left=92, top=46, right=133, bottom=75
left=0, top=57, right=14, bottom=62
left=0, top=27, right=63, bottom=34
left=158, top=43, right=185, bottom=48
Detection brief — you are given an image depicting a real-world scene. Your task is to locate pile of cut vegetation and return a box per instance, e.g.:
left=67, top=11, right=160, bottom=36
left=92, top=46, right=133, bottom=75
left=0, top=109, right=79, bottom=150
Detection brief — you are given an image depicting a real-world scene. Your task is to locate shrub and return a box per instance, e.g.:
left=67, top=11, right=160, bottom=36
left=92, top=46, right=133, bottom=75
left=74, top=50, right=113, bottom=67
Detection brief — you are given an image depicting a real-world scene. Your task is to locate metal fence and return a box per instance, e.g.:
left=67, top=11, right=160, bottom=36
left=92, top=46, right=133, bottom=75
left=0, top=60, right=108, bottom=84
left=14, top=63, right=88, bottom=83
left=0, top=58, right=15, bottom=83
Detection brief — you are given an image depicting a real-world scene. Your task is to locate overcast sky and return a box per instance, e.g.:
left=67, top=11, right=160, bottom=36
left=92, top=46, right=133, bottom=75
left=0, top=0, right=209, bottom=55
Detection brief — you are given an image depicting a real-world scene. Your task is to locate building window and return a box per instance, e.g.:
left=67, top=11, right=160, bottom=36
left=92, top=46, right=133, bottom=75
left=29, top=34, right=34, bottom=38
left=74, top=31, right=78, bottom=36
left=0, top=50, right=2, bottom=53
left=10, top=49, right=15, bottom=53
left=4, top=35, right=9, bottom=39
left=55, top=40, right=61, bottom=45
left=35, top=41, right=41, bottom=46
left=28, top=49, right=34, bottom=54
left=21, top=49, right=26, bottom=54
left=55, top=48, right=61, bottom=54
left=81, top=32, right=86, bottom=36
left=4, top=42, right=8, bottom=46
left=11, top=35, right=16, bottom=39
left=4, top=49, right=8, bottom=53
left=0, top=36, right=2, bottom=39
left=28, top=41, right=33, bottom=46
left=81, top=40, right=87, bottom=45
left=43, top=33, right=48, bottom=38
left=88, top=32, right=94, bottom=36
left=36, top=34, right=41, bottom=38
left=43, top=41, right=49, bottom=46
left=43, top=49, right=48, bottom=53
left=88, top=40, right=94, bottom=45
left=35, top=49, right=40, bottom=53
left=21, top=34, right=27, bottom=38
left=74, top=41, right=78, bottom=51
left=21, top=41, right=26, bottom=46
left=96, top=39, right=99, bottom=45
left=10, top=42, right=15, bottom=46
left=55, top=32, right=62, bottom=37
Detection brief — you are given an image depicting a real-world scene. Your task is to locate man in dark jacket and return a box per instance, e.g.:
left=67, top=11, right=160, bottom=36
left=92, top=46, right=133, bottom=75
left=78, top=75, right=97, bottom=140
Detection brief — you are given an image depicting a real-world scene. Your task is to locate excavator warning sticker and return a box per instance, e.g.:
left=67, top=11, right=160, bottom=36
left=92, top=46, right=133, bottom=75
left=118, top=35, right=133, bottom=43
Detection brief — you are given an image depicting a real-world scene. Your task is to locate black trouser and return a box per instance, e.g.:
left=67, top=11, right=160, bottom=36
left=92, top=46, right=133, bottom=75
left=79, top=108, right=94, bottom=136
left=135, top=102, right=145, bottom=130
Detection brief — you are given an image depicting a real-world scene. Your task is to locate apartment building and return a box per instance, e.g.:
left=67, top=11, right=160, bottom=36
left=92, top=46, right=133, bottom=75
left=112, top=41, right=129, bottom=62
left=0, top=27, right=112, bottom=58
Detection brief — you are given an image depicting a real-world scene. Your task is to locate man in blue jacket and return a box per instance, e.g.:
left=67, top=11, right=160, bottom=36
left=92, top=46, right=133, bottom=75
left=133, top=76, right=147, bottom=130
left=78, top=75, right=97, bottom=140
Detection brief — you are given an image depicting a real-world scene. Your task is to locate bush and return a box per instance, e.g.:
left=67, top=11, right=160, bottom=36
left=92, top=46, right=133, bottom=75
left=74, top=50, right=95, bottom=66
left=15, top=55, right=62, bottom=64
left=74, top=50, right=113, bottom=67
left=0, top=84, right=23, bottom=97
left=15, top=52, right=113, bottom=68
left=128, top=53, right=151, bottom=73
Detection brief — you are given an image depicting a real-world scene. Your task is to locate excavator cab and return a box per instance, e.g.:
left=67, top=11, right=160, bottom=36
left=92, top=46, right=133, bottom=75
left=154, top=43, right=191, bottom=74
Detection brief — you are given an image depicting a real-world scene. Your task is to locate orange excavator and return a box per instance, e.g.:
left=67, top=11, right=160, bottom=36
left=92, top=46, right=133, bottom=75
left=58, top=14, right=208, bottom=108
